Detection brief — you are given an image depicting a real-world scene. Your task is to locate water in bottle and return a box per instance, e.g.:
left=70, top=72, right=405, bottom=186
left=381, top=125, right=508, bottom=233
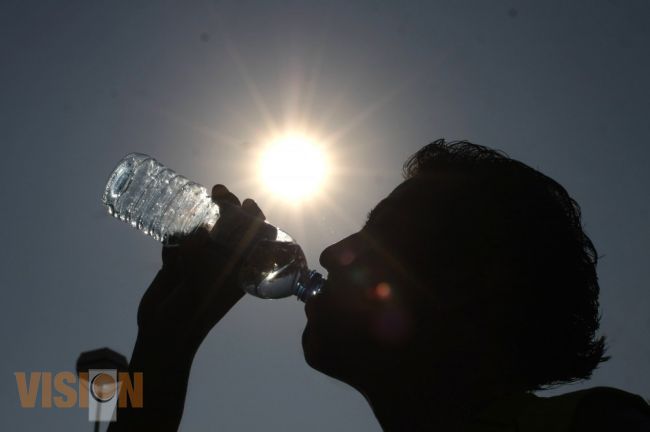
left=102, top=153, right=324, bottom=302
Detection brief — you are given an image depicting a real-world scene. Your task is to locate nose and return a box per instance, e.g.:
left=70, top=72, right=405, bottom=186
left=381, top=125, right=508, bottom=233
left=319, top=234, right=358, bottom=271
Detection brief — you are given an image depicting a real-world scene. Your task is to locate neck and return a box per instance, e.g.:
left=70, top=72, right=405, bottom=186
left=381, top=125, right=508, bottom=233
left=356, top=369, right=521, bottom=431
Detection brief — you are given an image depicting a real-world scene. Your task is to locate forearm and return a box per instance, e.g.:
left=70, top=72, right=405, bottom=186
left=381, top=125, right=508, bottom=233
left=107, top=334, right=196, bottom=432
left=108, top=194, right=253, bottom=430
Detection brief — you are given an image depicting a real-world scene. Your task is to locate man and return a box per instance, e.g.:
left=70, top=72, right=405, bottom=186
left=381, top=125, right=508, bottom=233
left=109, top=139, right=650, bottom=431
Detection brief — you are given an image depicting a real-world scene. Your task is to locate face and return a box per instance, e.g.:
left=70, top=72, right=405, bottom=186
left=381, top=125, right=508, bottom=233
left=302, top=178, right=440, bottom=383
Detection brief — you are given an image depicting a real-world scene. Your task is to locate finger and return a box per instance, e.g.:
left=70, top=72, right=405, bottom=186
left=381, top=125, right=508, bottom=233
left=211, top=184, right=241, bottom=207
left=185, top=225, right=211, bottom=244
left=241, top=198, right=277, bottom=242
left=242, top=198, right=265, bottom=220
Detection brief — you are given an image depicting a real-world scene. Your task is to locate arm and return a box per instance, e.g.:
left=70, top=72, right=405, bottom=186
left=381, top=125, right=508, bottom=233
left=108, top=185, right=267, bottom=432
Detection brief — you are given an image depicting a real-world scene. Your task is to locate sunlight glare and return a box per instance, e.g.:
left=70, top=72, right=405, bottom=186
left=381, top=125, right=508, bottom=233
left=258, top=133, right=328, bottom=201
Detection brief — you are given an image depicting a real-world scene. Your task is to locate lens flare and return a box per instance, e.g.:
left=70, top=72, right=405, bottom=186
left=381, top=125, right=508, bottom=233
left=374, top=282, right=392, bottom=300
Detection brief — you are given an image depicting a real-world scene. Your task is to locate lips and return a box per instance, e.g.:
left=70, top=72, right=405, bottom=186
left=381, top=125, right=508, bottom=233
left=304, top=280, right=328, bottom=320
left=304, top=290, right=318, bottom=320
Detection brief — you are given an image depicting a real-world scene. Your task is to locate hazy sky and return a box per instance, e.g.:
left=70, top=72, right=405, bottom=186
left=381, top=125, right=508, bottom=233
left=2, top=1, right=649, bottom=431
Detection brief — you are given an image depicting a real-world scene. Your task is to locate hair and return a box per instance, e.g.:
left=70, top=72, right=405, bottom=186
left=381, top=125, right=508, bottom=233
left=402, top=138, right=608, bottom=391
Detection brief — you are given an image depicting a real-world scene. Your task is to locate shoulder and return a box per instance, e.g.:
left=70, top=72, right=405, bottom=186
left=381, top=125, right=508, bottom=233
left=569, top=387, right=650, bottom=432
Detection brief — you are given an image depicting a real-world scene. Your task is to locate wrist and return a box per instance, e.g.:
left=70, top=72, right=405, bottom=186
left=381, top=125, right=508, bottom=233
left=129, top=332, right=197, bottom=374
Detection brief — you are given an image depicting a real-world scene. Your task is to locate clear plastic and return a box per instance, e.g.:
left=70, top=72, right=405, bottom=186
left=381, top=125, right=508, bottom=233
left=239, top=240, right=324, bottom=300
left=102, top=153, right=324, bottom=301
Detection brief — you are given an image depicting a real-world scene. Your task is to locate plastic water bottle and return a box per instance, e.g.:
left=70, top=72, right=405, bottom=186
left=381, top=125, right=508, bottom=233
left=102, top=153, right=325, bottom=302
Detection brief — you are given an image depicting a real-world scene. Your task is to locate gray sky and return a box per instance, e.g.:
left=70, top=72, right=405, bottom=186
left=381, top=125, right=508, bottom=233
left=2, top=1, right=649, bottom=430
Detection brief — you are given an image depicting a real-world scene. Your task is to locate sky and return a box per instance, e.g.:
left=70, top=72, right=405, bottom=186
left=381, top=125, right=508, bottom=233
left=1, top=0, right=649, bottom=430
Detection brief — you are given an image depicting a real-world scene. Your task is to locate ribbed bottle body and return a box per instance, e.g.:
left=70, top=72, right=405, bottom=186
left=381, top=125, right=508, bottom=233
left=102, top=153, right=219, bottom=243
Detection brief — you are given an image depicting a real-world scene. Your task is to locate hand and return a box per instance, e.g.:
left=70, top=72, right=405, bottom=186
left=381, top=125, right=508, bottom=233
left=110, top=185, right=270, bottom=432
left=135, top=184, right=269, bottom=358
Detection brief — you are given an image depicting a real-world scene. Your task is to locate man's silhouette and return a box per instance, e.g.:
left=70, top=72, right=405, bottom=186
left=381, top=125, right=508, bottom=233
left=108, top=140, right=650, bottom=431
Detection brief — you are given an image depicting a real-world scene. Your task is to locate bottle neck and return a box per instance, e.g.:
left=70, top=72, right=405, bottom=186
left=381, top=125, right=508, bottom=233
left=295, top=270, right=325, bottom=303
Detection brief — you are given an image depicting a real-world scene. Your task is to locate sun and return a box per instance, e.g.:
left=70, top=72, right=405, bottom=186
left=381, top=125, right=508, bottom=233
left=258, top=132, right=328, bottom=201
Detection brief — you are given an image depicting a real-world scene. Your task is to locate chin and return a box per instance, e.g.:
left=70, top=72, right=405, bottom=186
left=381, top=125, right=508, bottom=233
left=301, top=324, right=360, bottom=385
left=301, top=324, right=322, bottom=370
left=302, top=325, right=336, bottom=375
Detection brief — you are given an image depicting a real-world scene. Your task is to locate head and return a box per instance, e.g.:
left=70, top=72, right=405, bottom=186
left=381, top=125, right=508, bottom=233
left=303, top=139, right=607, bottom=393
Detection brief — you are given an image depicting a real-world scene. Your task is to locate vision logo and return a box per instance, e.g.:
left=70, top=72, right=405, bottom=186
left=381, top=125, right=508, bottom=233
left=15, top=348, right=142, bottom=422
left=15, top=370, right=143, bottom=422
